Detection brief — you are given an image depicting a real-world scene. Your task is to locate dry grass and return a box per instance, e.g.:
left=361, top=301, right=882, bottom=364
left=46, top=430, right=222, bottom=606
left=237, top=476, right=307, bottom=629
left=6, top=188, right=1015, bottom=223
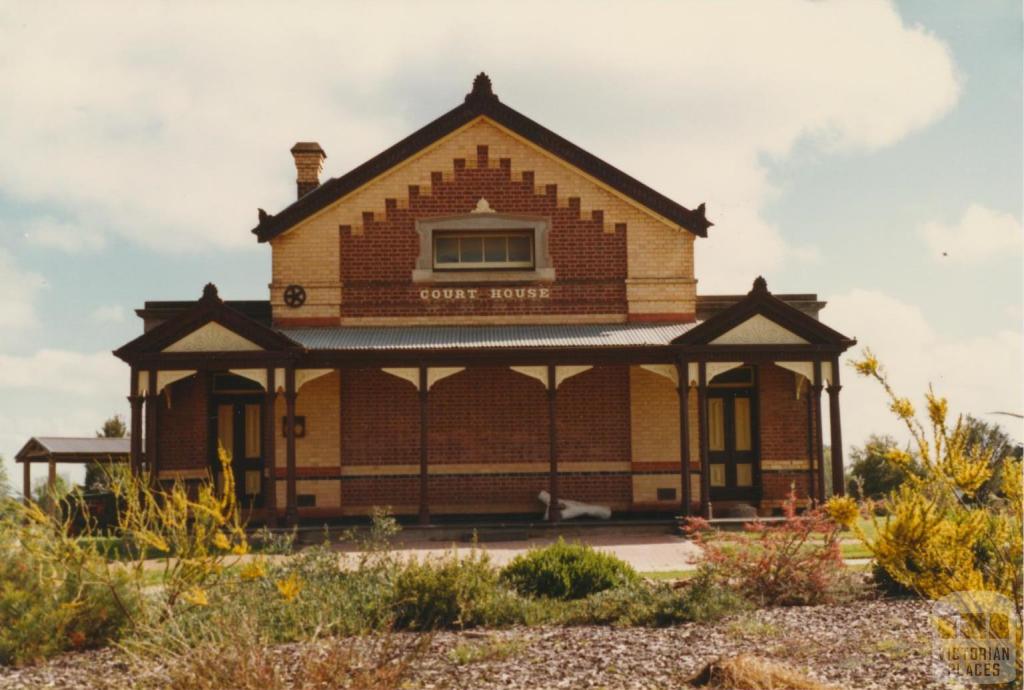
left=448, top=634, right=528, bottom=665
left=689, top=654, right=838, bottom=690
left=132, top=630, right=427, bottom=690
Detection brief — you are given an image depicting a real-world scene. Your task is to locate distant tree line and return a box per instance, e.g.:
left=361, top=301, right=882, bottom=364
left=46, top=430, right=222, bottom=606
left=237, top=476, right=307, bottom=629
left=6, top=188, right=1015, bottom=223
left=847, top=415, right=1022, bottom=500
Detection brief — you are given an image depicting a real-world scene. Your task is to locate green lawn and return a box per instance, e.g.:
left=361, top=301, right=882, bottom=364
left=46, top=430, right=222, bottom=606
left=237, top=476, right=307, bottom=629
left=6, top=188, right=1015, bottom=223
left=641, top=569, right=697, bottom=581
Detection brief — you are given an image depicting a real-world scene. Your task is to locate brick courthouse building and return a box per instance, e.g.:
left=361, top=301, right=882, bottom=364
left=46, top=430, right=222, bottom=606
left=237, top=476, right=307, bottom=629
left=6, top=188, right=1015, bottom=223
left=115, top=74, right=855, bottom=525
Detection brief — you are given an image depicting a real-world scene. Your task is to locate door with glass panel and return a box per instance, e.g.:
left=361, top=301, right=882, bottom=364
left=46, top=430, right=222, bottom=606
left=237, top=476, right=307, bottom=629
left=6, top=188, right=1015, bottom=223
left=706, top=384, right=758, bottom=501
left=212, top=397, right=264, bottom=509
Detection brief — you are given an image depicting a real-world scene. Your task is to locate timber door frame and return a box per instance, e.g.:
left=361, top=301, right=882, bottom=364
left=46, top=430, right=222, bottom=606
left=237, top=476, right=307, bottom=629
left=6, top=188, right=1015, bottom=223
left=209, top=393, right=266, bottom=510
left=706, top=366, right=761, bottom=502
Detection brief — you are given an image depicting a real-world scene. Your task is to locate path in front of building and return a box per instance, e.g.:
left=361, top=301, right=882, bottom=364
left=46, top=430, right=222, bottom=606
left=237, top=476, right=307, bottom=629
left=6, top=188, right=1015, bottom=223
left=331, top=533, right=704, bottom=572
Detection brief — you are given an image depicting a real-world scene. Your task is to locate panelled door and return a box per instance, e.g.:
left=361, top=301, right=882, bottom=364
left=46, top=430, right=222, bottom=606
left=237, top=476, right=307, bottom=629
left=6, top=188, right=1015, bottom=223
left=212, top=396, right=264, bottom=509
left=706, top=387, right=758, bottom=501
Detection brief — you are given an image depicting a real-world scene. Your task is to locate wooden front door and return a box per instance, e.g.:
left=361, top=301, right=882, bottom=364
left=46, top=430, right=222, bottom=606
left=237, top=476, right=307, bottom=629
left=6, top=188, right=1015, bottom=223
left=707, top=387, right=758, bottom=501
left=212, top=396, right=265, bottom=509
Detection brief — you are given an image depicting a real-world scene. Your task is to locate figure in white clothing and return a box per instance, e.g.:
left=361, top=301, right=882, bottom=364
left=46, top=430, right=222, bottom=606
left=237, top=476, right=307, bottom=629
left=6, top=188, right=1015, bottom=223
left=537, top=491, right=612, bottom=521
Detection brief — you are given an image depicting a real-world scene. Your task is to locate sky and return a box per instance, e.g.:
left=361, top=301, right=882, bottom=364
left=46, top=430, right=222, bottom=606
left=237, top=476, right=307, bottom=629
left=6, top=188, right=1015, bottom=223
left=0, top=0, right=1021, bottom=492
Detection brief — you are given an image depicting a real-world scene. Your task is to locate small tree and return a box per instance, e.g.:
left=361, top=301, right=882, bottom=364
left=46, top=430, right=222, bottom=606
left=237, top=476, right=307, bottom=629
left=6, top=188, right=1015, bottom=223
left=0, top=458, right=12, bottom=518
left=0, top=457, right=9, bottom=500
left=846, top=434, right=918, bottom=499
left=85, top=414, right=128, bottom=490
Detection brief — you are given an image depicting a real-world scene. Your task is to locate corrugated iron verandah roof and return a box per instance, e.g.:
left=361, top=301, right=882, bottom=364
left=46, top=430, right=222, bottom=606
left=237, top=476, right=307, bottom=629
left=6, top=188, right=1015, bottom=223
left=15, top=437, right=131, bottom=463
left=280, top=322, right=699, bottom=351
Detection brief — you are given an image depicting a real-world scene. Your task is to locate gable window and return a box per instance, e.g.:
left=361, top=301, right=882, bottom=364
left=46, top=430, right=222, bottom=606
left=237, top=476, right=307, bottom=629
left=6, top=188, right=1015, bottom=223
left=413, top=204, right=553, bottom=283
left=433, top=231, right=534, bottom=270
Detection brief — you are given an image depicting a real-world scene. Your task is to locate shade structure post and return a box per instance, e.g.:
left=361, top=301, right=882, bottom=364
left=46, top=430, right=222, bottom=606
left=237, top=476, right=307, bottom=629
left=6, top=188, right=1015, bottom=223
left=23, top=460, right=30, bottom=506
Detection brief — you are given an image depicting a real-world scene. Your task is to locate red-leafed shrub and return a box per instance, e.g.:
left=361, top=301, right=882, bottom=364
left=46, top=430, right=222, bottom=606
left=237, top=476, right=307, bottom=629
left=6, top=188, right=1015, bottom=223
left=682, top=490, right=860, bottom=607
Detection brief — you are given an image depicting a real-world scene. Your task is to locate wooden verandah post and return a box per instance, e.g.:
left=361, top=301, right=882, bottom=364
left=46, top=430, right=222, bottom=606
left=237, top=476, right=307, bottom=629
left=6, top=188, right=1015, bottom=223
left=812, top=360, right=826, bottom=503
left=675, top=357, right=691, bottom=517
left=418, top=365, right=430, bottom=525
left=827, top=356, right=845, bottom=496
left=128, top=367, right=144, bottom=475
left=144, top=369, right=158, bottom=483
left=284, top=366, right=298, bottom=526
left=547, top=364, right=560, bottom=524
left=263, top=367, right=278, bottom=524
left=696, top=361, right=711, bottom=518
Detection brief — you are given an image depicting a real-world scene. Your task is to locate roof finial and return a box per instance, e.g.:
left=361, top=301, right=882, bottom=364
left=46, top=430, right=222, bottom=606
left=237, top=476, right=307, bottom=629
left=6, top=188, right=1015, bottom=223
left=466, top=72, right=498, bottom=102
left=751, top=276, right=768, bottom=295
left=201, top=283, right=220, bottom=301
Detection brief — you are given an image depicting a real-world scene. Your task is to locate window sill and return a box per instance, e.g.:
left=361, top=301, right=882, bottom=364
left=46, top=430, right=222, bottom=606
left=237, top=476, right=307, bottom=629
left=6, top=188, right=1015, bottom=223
left=411, top=268, right=556, bottom=284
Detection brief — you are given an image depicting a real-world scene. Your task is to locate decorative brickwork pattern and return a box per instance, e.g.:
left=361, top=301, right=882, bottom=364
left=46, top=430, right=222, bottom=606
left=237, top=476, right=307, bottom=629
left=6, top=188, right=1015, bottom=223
left=270, top=119, right=696, bottom=324
left=339, top=149, right=626, bottom=318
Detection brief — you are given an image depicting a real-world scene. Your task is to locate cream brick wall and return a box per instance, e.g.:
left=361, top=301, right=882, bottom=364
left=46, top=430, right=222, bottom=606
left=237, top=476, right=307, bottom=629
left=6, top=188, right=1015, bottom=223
left=275, top=479, right=341, bottom=509
left=270, top=117, right=697, bottom=322
left=629, top=367, right=699, bottom=463
left=631, top=473, right=702, bottom=505
left=274, top=371, right=341, bottom=470
left=629, top=366, right=702, bottom=506
left=762, top=459, right=811, bottom=471
left=630, top=366, right=679, bottom=462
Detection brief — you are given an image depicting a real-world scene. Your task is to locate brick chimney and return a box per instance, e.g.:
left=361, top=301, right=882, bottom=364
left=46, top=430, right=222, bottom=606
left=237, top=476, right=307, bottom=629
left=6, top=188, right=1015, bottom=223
left=290, top=142, right=326, bottom=199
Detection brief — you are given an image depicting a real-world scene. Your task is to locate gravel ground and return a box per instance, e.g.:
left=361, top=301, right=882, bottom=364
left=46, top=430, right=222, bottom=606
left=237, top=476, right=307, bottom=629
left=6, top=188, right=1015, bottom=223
left=0, top=598, right=967, bottom=690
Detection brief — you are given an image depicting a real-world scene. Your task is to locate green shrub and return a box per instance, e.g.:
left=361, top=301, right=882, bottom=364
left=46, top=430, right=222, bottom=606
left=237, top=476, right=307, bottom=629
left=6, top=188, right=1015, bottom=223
left=158, top=545, right=398, bottom=646
left=391, top=549, right=521, bottom=630
left=500, top=539, right=638, bottom=600
left=551, top=571, right=747, bottom=627
left=677, top=569, right=752, bottom=622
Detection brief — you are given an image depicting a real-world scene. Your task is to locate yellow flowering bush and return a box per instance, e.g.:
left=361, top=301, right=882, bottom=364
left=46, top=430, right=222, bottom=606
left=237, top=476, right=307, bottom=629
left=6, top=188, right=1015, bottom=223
left=824, top=495, right=859, bottom=529
left=851, top=349, right=1023, bottom=607
left=107, top=444, right=250, bottom=610
left=0, top=444, right=250, bottom=665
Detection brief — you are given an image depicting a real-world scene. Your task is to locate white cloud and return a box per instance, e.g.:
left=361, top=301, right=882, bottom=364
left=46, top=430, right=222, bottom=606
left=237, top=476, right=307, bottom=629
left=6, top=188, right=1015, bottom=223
left=92, top=304, right=125, bottom=323
left=920, top=204, right=1023, bottom=264
left=824, top=289, right=1024, bottom=458
left=19, top=216, right=106, bottom=253
left=0, top=349, right=125, bottom=395
left=0, top=247, right=45, bottom=342
left=0, top=0, right=959, bottom=289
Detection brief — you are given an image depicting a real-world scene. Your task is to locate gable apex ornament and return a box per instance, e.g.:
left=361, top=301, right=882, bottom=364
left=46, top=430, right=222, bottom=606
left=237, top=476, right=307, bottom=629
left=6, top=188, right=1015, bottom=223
left=466, top=72, right=498, bottom=103
left=470, top=198, right=496, bottom=214
left=201, top=283, right=220, bottom=302
left=751, top=276, right=768, bottom=295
